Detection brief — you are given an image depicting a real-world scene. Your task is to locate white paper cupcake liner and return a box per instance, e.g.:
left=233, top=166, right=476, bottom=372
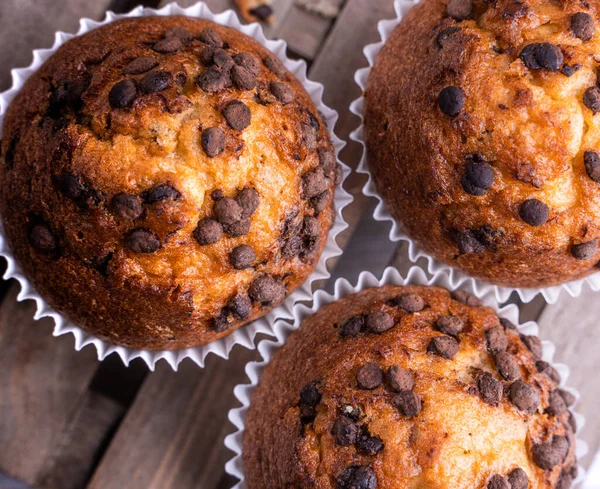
left=0, top=1, right=353, bottom=371
left=225, top=266, right=589, bottom=488
left=348, top=0, right=600, bottom=305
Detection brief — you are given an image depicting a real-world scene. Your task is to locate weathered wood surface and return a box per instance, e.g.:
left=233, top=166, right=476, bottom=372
left=0, top=0, right=597, bottom=488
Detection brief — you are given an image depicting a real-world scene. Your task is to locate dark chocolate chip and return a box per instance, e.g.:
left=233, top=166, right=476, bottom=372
left=478, top=372, right=503, bottom=405
left=263, top=54, right=286, bottom=78
left=237, top=187, right=259, bottom=218
left=213, top=49, right=235, bottom=72
left=487, top=475, right=510, bottom=489
left=486, top=326, right=508, bottom=353
left=318, top=147, right=336, bottom=173
left=571, top=240, right=598, bottom=260
left=571, top=12, right=595, bottom=41
left=435, top=316, right=465, bottom=336
left=364, top=311, right=394, bottom=334
left=231, top=65, right=257, bottom=90
left=520, top=43, right=563, bottom=71
left=30, top=223, right=57, bottom=252
left=302, top=168, right=330, bottom=199
left=281, top=236, right=301, bottom=258
left=302, top=215, right=320, bottom=238
left=547, top=390, right=567, bottom=416
left=201, top=127, right=226, bottom=158
left=531, top=435, right=569, bottom=470
left=436, top=26, right=461, bottom=49
left=520, top=334, right=543, bottom=358
left=392, top=293, right=425, bottom=313
left=230, top=244, right=256, bottom=269
left=211, top=312, right=234, bottom=333
left=356, top=364, right=383, bottom=390
left=438, top=86, right=465, bottom=117
left=152, top=36, right=182, bottom=53
left=214, top=196, right=243, bottom=225
left=427, top=335, right=459, bottom=359
left=300, top=381, right=321, bottom=406
left=509, top=380, right=540, bottom=412
left=558, top=389, right=576, bottom=407
left=340, top=315, right=364, bottom=338
left=561, top=64, right=580, bottom=77
left=332, top=415, right=358, bottom=446
left=494, top=351, right=520, bottom=381
left=387, top=366, right=414, bottom=392
left=446, top=0, right=472, bottom=20
left=584, top=150, right=600, bottom=182
left=234, top=52, right=261, bottom=76
left=392, top=390, right=422, bottom=417
left=140, top=70, right=172, bottom=94
left=355, top=432, right=384, bottom=456
left=519, top=199, right=549, bottom=226
left=249, top=274, right=286, bottom=305
left=223, top=218, right=251, bottom=237
left=556, top=470, right=573, bottom=489
left=302, top=124, right=317, bottom=151
left=123, top=56, right=158, bottom=75
left=453, top=229, right=486, bottom=254
left=223, top=100, right=252, bottom=130
left=4, top=137, right=16, bottom=169
left=111, top=193, right=143, bottom=220
left=108, top=79, right=137, bottom=108
left=507, top=468, right=529, bottom=489
left=126, top=228, right=160, bottom=253
left=212, top=190, right=223, bottom=201
left=300, top=404, right=316, bottom=423
left=165, top=26, right=193, bottom=43
left=310, top=190, right=331, bottom=214
left=568, top=411, right=578, bottom=432
left=584, top=87, right=600, bottom=113
left=249, top=4, right=273, bottom=21
left=270, top=82, right=295, bottom=104
left=228, top=293, right=252, bottom=320
left=55, top=172, right=84, bottom=200
left=193, top=218, right=223, bottom=245
left=462, top=160, right=494, bottom=196
left=337, top=466, right=377, bottom=489
left=196, top=67, right=231, bottom=93
left=199, top=28, right=223, bottom=48
left=500, top=317, right=517, bottom=330
left=200, top=46, right=216, bottom=66
left=451, top=290, right=481, bottom=306
left=143, top=183, right=181, bottom=204
left=536, top=360, right=561, bottom=383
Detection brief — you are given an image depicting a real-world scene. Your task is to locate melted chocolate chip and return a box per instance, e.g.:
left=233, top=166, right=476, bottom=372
left=213, top=49, right=235, bottom=72
left=559, top=389, right=576, bottom=407
left=223, top=100, right=252, bottom=130
left=494, top=351, right=520, bottom=381
left=531, top=435, right=569, bottom=470
left=446, top=0, right=472, bottom=20
left=435, top=316, right=464, bottom=336
left=436, top=26, right=461, bottom=49
left=439, top=86, right=465, bottom=117
left=486, top=326, right=508, bottom=353
left=392, top=293, right=425, bottom=313
left=302, top=215, right=320, bottom=238
left=584, top=87, right=600, bottom=113
left=123, top=56, right=158, bottom=75
left=201, top=127, right=226, bottom=158
left=237, top=187, right=259, bottom=218
left=355, top=432, right=384, bottom=456
left=197, top=67, right=231, bottom=93
left=451, top=290, right=481, bottom=306
left=140, top=71, right=172, bottom=94
left=427, top=335, right=459, bottom=359
left=111, top=193, right=143, bottom=220
left=108, top=79, right=137, bottom=108
left=332, top=415, right=358, bottom=446
left=230, top=244, right=256, bottom=269
left=143, top=183, right=181, bottom=204
left=571, top=12, right=595, bottom=41
left=211, top=312, right=234, bottom=333
left=30, top=223, right=57, bottom=252
left=392, top=390, right=422, bottom=417
left=231, top=65, right=257, bottom=90
left=487, top=475, right=510, bottom=489
left=520, top=334, right=543, bottom=358
left=302, top=169, right=330, bottom=199
left=193, top=218, right=223, bottom=245
left=263, top=54, right=286, bottom=78
left=126, top=228, right=160, bottom=253
left=301, top=123, right=318, bottom=151
left=214, top=197, right=243, bottom=225
left=365, top=311, right=394, bottom=334
left=337, top=466, right=377, bottom=489
left=462, top=159, right=494, bottom=196
left=249, top=274, right=286, bottom=305
left=571, top=240, right=598, bottom=260
left=55, top=172, right=84, bottom=200
left=520, top=43, right=564, bottom=71
left=199, top=28, right=223, bottom=48
left=152, top=36, right=182, bottom=53
left=234, top=52, right=261, bottom=76
left=584, top=150, right=600, bottom=182
left=340, top=314, right=364, bottom=338
left=453, top=229, right=486, bottom=254
left=223, top=218, right=251, bottom=237
left=387, top=366, right=414, bottom=392
left=478, top=372, right=503, bottom=405
left=536, top=360, right=561, bottom=383
left=270, top=82, right=295, bottom=104
left=509, top=380, right=540, bottom=412
left=507, top=468, right=529, bottom=489
left=356, top=364, right=383, bottom=390
left=281, top=236, right=301, bottom=258
left=519, top=199, right=549, bottom=226
left=547, top=390, right=567, bottom=416
left=310, top=190, right=331, bottom=214
left=300, top=381, right=321, bottom=407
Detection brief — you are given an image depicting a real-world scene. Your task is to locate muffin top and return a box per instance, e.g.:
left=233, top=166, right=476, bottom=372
left=0, top=16, right=339, bottom=349
left=365, top=0, right=600, bottom=287
left=243, top=286, right=577, bottom=489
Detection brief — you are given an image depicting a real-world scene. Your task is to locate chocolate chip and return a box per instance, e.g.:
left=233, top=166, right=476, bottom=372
left=571, top=240, right=597, bottom=260
left=123, top=56, right=158, bottom=75
left=302, top=124, right=317, bottom=151
left=462, top=159, right=494, bottom=196
left=193, top=217, right=223, bottom=245
left=428, top=336, right=459, bottom=359
left=500, top=317, right=517, bottom=330
left=451, top=290, right=481, bottom=306
left=387, top=366, right=414, bottom=392
left=140, top=71, right=172, bottom=94
left=281, top=236, right=301, bottom=258
left=30, top=223, right=57, bottom=251
left=165, top=26, right=192, bottom=43
left=568, top=412, right=578, bottom=432
left=55, top=172, right=84, bottom=200
left=340, top=314, right=364, bottom=338
left=547, top=390, right=567, bottom=416
left=201, top=127, right=226, bottom=158
left=556, top=469, right=573, bottom=489
left=300, top=381, right=321, bottom=409
left=392, top=390, right=422, bottom=417
left=230, top=244, right=256, bottom=269
left=507, top=468, right=529, bottom=489
left=108, top=79, right=137, bottom=108
left=365, top=311, right=394, bottom=334
left=356, top=364, right=383, bottom=390
left=199, top=28, right=223, bottom=47
left=436, top=26, right=461, bottom=48
left=270, top=82, right=295, bottom=104
left=446, top=0, right=472, bottom=20
left=213, top=49, right=235, bottom=72
left=143, top=183, right=181, bottom=204
left=584, top=150, right=600, bottom=182
left=214, top=197, right=243, bottom=225
left=509, top=380, right=540, bottom=412
left=558, top=389, right=576, bottom=407
left=152, top=36, right=182, bottom=53
left=237, top=187, right=259, bottom=218
left=223, top=218, right=251, bottom=237
left=231, top=65, right=257, bottom=90
left=310, top=190, right=330, bottom=214
left=223, top=100, right=251, bottom=130
left=263, top=54, right=286, bottom=78
left=561, top=64, right=581, bottom=77
left=571, top=12, right=595, bottom=41
left=435, top=316, right=465, bottom=336
left=318, top=147, right=336, bottom=174
left=392, top=293, right=425, bottom=313
left=211, top=312, right=234, bottom=333
left=302, top=168, right=330, bottom=199
left=355, top=432, right=384, bottom=456
left=234, top=52, right=261, bottom=76
left=126, top=228, right=160, bottom=253
left=211, top=189, right=222, bottom=201
left=439, top=86, right=465, bottom=117
left=196, top=67, right=231, bottom=93
left=332, top=415, right=358, bottom=446
left=250, top=4, right=273, bottom=20
left=4, top=137, right=16, bottom=169
left=584, top=87, right=600, bottom=113
left=519, top=199, right=549, bottom=226
left=453, top=229, right=486, bottom=254
left=520, top=43, right=563, bottom=71
left=520, top=334, right=543, bottom=358
left=300, top=404, right=316, bottom=422
left=335, top=163, right=343, bottom=185
left=478, top=372, right=503, bottom=405
left=249, top=274, right=286, bottom=305
left=494, top=351, right=520, bottom=381
left=228, top=294, right=252, bottom=320
left=536, top=360, right=561, bottom=383
left=487, top=475, right=510, bottom=489
left=531, top=435, right=569, bottom=470
left=337, top=466, right=377, bottom=489
left=111, top=193, right=143, bottom=220
left=486, top=326, right=508, bottom=353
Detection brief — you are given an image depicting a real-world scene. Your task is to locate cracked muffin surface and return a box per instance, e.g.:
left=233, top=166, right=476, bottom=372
left=365, top=0, right=600, bottom=287
left=0, top=16, right=339, bottom=349
left=243, top=286, right=578, bottom=489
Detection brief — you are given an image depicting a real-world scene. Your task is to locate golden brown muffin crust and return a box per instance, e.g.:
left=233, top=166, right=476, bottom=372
left=243, top=286, right=577, bottom=489
left=365, top=0, right=600, bottom=288
left=0, top=16, right=339, bottom=349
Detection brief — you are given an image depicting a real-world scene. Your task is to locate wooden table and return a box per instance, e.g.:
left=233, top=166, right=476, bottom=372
left=0, top=0, right=598, bottom=488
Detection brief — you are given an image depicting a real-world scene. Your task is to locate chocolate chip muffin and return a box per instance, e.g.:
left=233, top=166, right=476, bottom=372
left=243, top=286, right=577, bottom=489
left=365, top=0, right=600, bottom=287
left=0, top=16, right=340, bottom=349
